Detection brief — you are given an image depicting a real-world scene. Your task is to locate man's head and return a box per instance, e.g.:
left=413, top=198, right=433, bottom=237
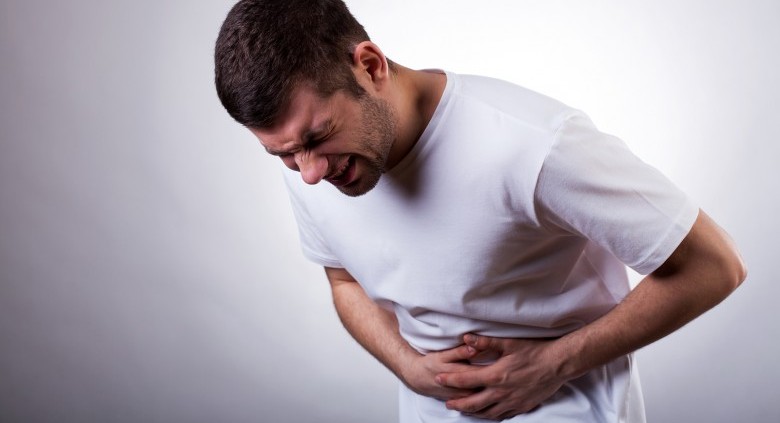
left=214, top=0, right=371, bottom=128
left=216, top=0, right=404, bottom=197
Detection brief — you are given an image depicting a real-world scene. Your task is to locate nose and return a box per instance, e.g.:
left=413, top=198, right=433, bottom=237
left=295, top=150, right=329, bottom=185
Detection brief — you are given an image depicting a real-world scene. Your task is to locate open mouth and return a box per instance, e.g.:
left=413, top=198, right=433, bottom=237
left=326, top=155, right=355, bottom=186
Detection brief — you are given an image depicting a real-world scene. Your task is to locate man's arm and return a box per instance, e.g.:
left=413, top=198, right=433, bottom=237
left=436, top=210, right=747, bottom=420
left=325, top=266, right=477, bottom=400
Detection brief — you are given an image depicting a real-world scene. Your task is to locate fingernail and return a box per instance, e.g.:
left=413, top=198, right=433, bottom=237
left=435, top=375, right=442, bottom=384
left=464, top=334, right=475, bottom=344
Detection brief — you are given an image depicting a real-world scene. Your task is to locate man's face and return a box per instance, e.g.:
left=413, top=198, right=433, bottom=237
left=251, top=85, right=397, bottom=197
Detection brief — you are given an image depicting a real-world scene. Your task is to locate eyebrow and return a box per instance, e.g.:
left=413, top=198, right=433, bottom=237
left=264, top=119, right=332, bottom=157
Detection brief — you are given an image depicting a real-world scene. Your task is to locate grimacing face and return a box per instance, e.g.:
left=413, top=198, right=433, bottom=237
left=251, top=86, right=397, bottom=197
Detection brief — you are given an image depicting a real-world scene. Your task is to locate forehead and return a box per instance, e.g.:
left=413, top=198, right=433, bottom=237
left=250, top=85, right=334, bottom=151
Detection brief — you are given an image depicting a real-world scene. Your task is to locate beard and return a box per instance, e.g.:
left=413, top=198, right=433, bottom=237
left=337, top=94, right=397, bottom=197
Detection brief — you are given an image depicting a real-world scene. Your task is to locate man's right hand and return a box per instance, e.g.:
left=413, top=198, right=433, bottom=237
left=326, top=266, right=481, bottom=401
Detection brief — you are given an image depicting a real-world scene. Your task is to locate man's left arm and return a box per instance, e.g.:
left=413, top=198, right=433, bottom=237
left=436, top=210, right=747, bottom=420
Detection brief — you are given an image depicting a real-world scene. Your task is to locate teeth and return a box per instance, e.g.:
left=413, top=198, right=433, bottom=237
left=335, top=162, right=347, bottom=178
left=330, top=156, right=350, bottom=179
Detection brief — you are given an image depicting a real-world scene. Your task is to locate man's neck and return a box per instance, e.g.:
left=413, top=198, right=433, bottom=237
left=384, top=66, right=447, bottom=170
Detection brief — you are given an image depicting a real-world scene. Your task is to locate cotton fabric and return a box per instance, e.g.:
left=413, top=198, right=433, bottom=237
left=282, top=71, right=697, bottom=422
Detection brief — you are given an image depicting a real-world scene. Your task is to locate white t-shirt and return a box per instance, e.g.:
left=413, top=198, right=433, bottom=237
left=282, top=71, right=698, bottom=422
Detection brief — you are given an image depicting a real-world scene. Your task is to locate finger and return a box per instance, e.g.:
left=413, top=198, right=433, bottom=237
left=440, top=387, right=478, bottom=401
left=445, top=388, right=498, bottom=415
left=441, top=361, right=482, bottom=374
left=496, top=407, right=526, bottom=421
left=463, top=333, right=505, bottom=353
left=491, top=399, right=542, bottom=420
left=448, top=389, right=527, bottom=421
left=496, top=410, right=516, bottom=421
left=469, top=404, right=509, bottom=422
left=468, top=347, right=502, bottom=365
left=436, top=343, right=477, bottom=363
left=435, top=366, right=490, bottom=389
left=429, top=386, right=475, bottom=401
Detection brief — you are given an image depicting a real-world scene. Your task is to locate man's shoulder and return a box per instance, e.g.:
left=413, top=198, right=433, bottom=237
left=452, top=73, right=577, bottom=134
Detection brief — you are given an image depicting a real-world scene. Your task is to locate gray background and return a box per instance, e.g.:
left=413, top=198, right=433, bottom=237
left=1, top=0, right=777, bottom=422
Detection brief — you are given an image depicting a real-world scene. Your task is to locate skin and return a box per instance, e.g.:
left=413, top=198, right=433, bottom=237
left=327, top=213, right=746, bottom=421
left=251, top=42, right=748, bottom=420
left=250, top=41, right=445, bottom=197
left=435, top=211, right=746, bottom=419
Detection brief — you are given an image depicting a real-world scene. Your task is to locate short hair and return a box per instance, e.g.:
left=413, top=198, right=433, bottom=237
left=215, top=0, right=371, bottom=128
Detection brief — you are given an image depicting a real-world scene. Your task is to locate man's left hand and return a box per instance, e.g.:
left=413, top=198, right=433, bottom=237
left=434, top=334, right=568, bottom=421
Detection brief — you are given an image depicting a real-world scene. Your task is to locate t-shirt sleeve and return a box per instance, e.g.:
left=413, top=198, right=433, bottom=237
left=535, top=112, right=699, bottom=275
left=282, top=170, right=343, bottom=268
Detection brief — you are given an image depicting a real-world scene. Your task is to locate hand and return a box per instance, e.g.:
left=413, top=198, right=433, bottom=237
left=434, top=334, right=568, bottom=421
left=400, top=343, right=482, bottom=401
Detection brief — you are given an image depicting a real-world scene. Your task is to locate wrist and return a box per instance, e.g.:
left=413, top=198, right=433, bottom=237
left=547, top=334, right=590, bottom=381
left=391, top=345, right=423, bottom=386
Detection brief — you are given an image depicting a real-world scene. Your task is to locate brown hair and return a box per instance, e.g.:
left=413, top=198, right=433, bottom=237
left=215, top=0, right=371, bottom=128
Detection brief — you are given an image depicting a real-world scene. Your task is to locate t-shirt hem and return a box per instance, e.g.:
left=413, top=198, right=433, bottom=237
left=301, top=246, right=343, bottom=268
left=632, top=203, right=699, bottom=275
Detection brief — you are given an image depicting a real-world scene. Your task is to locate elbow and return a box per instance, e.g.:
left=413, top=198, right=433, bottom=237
left=731, top=252, right=748, bottom=289
left=712, top=248, right=747, bottom=301
left=705, top=212, right=748, bottom=293
left=721, top=231, right=748, bottom=291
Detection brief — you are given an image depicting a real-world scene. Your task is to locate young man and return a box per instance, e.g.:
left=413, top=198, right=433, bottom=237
left=215, top=1, right=746, bottom=421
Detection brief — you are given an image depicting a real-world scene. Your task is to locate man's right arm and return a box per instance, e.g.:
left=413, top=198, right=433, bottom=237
left=325, top=266, right=476, bottom=400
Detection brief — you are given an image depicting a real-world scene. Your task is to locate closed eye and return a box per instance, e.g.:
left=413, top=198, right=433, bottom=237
left=262, top=119, right=333, bottom=157
left=303, top=120, right=334, bottom=150
left=264, top=147, right=294, bottom=157
left=264, top=138, right=326, bottom=159
left=304, top=136, right=328, bottom=150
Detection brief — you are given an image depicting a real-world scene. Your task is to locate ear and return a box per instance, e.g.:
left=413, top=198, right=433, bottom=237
left=350, top=41, right=390, bottom=92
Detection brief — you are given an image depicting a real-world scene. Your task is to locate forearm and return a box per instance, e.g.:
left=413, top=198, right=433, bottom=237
left=438, top=255, right=745, bottom=421
left=552, top=210, right=747, bottom=380
left=435, top=211, right=746, bottom=420
left=326, top=267, right=421, bottom=381
left=555, top=273, right=728, bottom=379
left=326, top=267, right=479, bottom=400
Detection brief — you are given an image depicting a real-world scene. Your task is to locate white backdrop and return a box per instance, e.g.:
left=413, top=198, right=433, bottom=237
left=1, top=1, right=777, bottom=422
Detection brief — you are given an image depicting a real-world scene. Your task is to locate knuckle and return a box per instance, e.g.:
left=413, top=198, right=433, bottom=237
left=486, top=373, right=503, bottom=386
left=463, top=403, right=480, bottom=413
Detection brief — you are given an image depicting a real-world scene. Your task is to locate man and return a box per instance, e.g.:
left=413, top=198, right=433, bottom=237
left=214, top=1, right=746, bottom=421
